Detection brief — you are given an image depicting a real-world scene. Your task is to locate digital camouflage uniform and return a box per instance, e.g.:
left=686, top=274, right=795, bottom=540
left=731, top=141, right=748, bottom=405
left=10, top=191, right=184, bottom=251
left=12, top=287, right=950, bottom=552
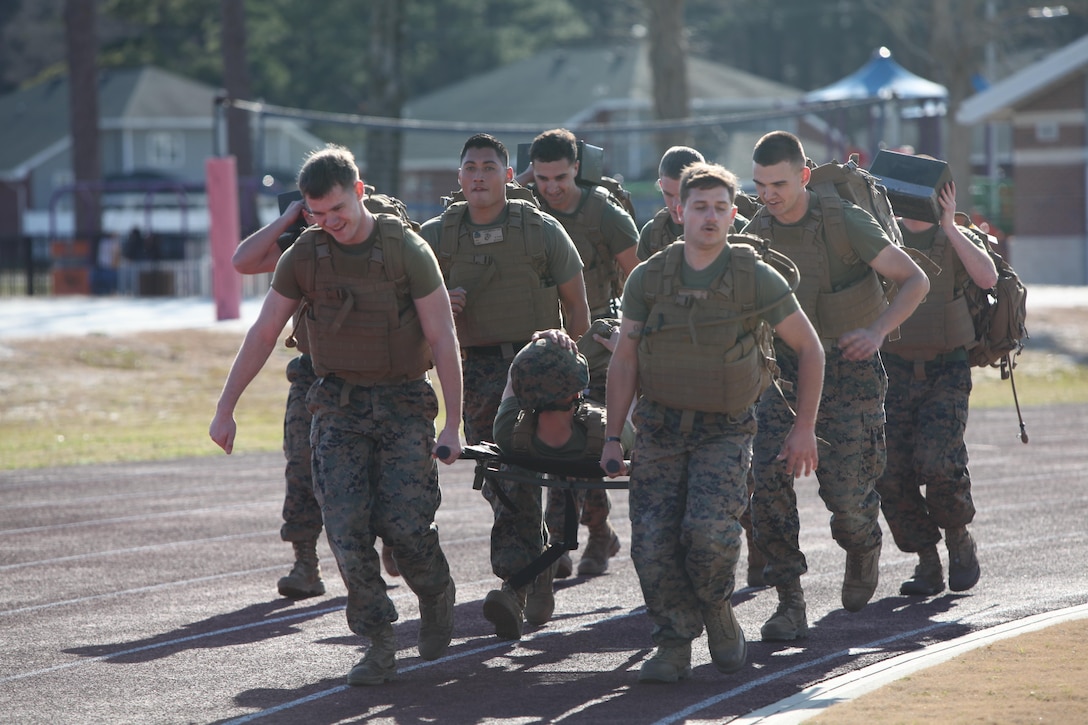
left=281, top=353, right=321, bottom=543
left=419, top=202, right=584, bottom=587
left=622, top=243, right=796, bottom=647
left=543, top=317, right=618, bottom=551
left=877, top=223, right=980, bottom=553
left=752, top=346, right=887, bottom=583
left=745, top=197, right=890, bottom=588
left=307, top=376, right=450, bottom=635
left=273, top=220, right=453, bottom=640
left=538, top=188, right=638, bottom=552
left=637, top=213, right=765, bottom=584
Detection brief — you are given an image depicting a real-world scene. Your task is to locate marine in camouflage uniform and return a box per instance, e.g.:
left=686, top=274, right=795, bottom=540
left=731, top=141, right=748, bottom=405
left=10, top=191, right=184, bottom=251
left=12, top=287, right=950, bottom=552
left=525, top=130, right=639, bottom=578
left=877, top=180, right=996, bottom=597
left=211, top=145, right=463, bottom=687
left=418, top=133, right=590, bottom=640
left=490, top=332, right=634, bottom=637
left=637, top=146, right=764, bottom=587
left=603, top=162, right=824, bottom=684
left=231, top=187, right=404, bottom=600
left=542, top=317, right=624, bottom=579
left=744, top=131, right=930, bottom=641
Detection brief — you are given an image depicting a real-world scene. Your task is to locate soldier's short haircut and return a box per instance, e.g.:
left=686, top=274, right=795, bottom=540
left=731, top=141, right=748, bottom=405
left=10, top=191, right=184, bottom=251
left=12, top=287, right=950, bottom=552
left=752, top=130, right=806, bottom=169
left=297, top=144, right=359, bottom=199
left=460, top=133, right=509, bottom=167
left=679, top=162, right=739, bottom=206
left=659, top=146, right=705, bottom=180
left=529, top=128, right=578, bottom=164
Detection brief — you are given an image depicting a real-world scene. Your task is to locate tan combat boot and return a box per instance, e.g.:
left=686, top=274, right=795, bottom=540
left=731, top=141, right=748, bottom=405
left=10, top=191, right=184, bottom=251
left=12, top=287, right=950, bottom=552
left=761, top=578, right=808, bottom=641
left=900, top=544, right=945, bottom=596
left=842, top=540, right=882, bottom=612
left=703, top=600, right=747, bottom=673
left=638, top=641, right=693, bottom=684
left=524, top=562, right=556, bottom=626
left=417, top=578, right=455, bottom=660
left=277, top=540, right=325, bottom=599
left=483, top=583, right=526, bottom=640
left=946, top=527, right=980, bottom=592
left=577, top=522, right=621, bottom=576
left=346, top=624, right=397, bottom=686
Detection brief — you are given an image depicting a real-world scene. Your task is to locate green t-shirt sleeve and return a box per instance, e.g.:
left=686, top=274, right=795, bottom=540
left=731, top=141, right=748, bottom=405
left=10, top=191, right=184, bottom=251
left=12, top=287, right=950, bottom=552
left=493, top=396, right=520, bottom=450
left=600, top=200, right=638, bottom=257
left=843, top=202, right=892, bottom=264
left=619, top=262, right=650, bottom=322
left=755, top=259, right=801, bottom=328
left=418, top=215, right=443, bottom=252
left=636, top=218, right=656, bottom=261
left=402, top=229, right=444, bottom=299
left=542, top=213, right=585, bottom=286
left=271, top=231, right=311, bottom=300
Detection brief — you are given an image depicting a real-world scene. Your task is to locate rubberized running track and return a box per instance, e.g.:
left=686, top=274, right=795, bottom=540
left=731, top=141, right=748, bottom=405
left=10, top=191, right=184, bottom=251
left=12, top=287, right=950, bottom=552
left=2, top=404, right=1085, bottom=723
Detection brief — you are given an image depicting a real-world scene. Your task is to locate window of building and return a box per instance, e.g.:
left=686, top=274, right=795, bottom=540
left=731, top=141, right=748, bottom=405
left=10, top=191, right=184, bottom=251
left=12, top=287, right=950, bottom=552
left=147, top=131, right=184, bottom=169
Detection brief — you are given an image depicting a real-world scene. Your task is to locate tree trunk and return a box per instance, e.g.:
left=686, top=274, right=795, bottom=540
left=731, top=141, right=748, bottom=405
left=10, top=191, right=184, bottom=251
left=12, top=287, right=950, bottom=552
left=645, top=0, right=690, bottom=152
left=929, top=0, right=980, bottom=211
left=64, top=0, right=101, bottom=241
left=366, top=0, right=404, bottom=196
left=221, top=0, right=257, bottom=234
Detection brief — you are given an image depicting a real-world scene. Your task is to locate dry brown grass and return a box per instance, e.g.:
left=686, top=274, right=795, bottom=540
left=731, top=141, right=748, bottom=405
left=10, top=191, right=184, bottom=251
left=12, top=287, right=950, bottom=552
left=0, top=328, right=297, bottom=469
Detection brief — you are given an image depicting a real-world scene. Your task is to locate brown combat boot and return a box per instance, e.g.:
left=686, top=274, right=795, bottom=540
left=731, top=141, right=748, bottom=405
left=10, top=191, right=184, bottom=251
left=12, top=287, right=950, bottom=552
left=417, top=578, right=455, bottom=660
left=842, top=540, right=882, bottom=612
left=525, top=561, right=557, bottom=626
left=577, top=522, right=621, bottom=576
left=346, top=624, right=397, bottom=686
left=277, top=540, right=325, bottom=599
left=703, top=600, right=747, bottom=673
left=900, top=544, right=945, bottom=596
left=483, top=583, right=526, bottom=640
left=638, top=641, right=692, bottom=684
left=761, top=578, right=808, bottom=641
left=946, top=527, right=980, bottom=592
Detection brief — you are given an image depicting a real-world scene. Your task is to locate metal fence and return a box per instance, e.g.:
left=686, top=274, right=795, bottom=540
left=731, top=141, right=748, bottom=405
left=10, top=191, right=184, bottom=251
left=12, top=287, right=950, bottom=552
left=0, top=235, right=272, bottom=299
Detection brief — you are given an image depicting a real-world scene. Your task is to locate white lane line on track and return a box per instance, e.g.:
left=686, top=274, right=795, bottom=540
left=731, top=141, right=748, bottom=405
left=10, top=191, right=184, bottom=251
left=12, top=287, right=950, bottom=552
left=0, top=484, right=274, bottom=509
left=0, top=565, right=286, bottom=617
left=220, top=607, right=650, bottom=725
left=0, top=501, right=280, bottom=535
left=0, top=535, right=493, bottom=616
left=735, top=603, right=1088, bottom=725
left=0, top=529, right=279, bottom=571
left=0, top=577, right=493, bottom=683
left=0, top=603, right=349, bottom=684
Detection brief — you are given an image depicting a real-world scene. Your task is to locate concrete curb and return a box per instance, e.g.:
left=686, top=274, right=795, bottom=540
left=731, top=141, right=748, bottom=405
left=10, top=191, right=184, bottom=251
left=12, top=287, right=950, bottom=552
left=736, top=602, right=1088, bottom=724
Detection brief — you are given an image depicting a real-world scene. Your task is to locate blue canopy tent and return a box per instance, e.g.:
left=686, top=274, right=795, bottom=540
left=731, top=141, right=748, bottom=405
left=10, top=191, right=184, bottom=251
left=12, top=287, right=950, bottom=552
left=803, top=47, right=948, bottom=162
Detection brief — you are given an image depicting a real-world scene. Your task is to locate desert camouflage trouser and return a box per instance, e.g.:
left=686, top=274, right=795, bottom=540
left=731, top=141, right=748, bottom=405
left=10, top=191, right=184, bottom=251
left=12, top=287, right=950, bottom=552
left=307, top=375, right=451, bottom=637
left=628, top=398, right=753, bottom=646
left=280, top=354, right=323, bottom=542
left=752, top=346, right=887, bottom=587
left=876, top=356, right=975, bottom=553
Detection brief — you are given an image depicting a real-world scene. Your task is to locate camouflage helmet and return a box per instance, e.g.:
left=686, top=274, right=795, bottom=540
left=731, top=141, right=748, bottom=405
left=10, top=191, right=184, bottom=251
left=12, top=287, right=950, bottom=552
left=510, top=337, right=590, bottom=411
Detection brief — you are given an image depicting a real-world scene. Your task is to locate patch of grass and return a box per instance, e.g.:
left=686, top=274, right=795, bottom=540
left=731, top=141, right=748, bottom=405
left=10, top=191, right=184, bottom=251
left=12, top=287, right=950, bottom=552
left=969, top=350, right=1088, bottom=408
left=0, top=327, right=452, bottom=470
left=0, top=324, right=1081, bottom=471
